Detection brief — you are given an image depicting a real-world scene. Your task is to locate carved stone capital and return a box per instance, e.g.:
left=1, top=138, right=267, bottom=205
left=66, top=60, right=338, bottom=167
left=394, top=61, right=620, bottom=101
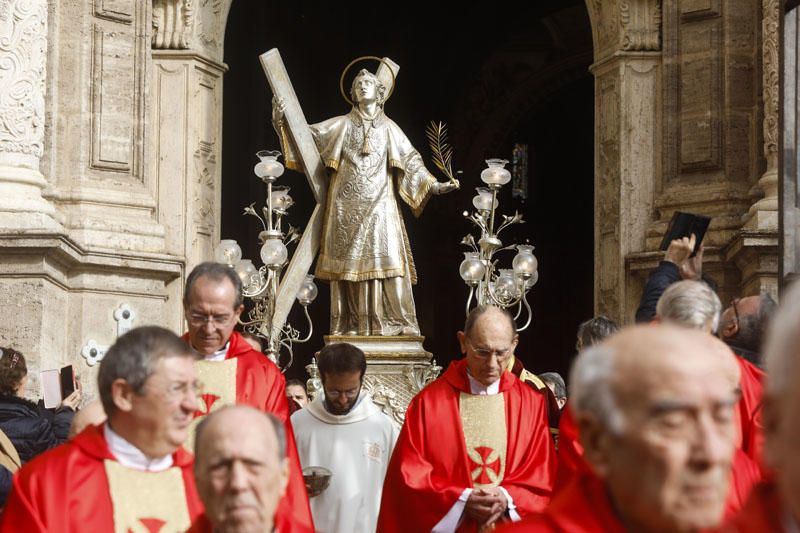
left=152, top=0, right=231, bottom=62
left=620, top=0, right=662, bottom=51
left=152, top=0, right=195, bottom=49
left=0, top=0, right=47, bottom=166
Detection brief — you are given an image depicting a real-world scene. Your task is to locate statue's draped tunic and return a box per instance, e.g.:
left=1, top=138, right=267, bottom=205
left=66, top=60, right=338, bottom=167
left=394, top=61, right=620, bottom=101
left=278, top=107, right=435, bottom=335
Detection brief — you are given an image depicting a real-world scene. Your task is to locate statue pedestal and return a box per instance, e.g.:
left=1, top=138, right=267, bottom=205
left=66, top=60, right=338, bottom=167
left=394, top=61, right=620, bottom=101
left=307, top=335, right=441, bottom=429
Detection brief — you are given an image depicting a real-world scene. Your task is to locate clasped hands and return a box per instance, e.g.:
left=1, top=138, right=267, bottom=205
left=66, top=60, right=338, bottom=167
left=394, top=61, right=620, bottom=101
left=465, top=487, right=508, bottom=531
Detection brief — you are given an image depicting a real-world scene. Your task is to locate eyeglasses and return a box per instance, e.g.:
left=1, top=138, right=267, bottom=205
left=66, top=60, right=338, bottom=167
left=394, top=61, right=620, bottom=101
left=465, top=338, right=512, bottom=359
left=157, top=380, right=204, bottom=402
left=324, top=387, right=360, bottom=399
left=187, top=313, right=233, bottom=327
left=730, top=298, right=741, bottom=327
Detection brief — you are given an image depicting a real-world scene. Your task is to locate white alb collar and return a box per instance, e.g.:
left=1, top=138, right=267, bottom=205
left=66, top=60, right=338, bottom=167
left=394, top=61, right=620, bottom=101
left=204, top=340, right=230, bottom=362
left=467, top=372, right=500, bottom=396
left=104, top=424, right=173, bottom=472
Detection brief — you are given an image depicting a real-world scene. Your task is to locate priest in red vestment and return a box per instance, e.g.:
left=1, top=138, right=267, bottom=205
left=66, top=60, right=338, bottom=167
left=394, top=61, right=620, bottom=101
left=722, top=285, right=800, bottom=532
left=0, top=326, right=204, bottom=532
left=182, top=262, right=313, bottom=533
left=499, top=325, right=742, bottom=533
left=378, top=306, right=556, bottom=532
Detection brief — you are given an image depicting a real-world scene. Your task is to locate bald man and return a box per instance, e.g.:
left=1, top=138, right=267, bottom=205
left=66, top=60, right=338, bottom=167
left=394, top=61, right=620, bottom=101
left=188, top=406, right=289, bottom=533
left=499, top=325, right=742, bottom=532
left=724, top=283, right=800, bottom=531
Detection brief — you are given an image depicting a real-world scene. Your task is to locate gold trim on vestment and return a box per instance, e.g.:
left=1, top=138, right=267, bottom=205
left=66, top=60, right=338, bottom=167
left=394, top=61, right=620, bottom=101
left=104, top=460, right=191, bottom=533
left=185, top=358, right=238, bottom=453
left=459, top=392, right=507, bottom=489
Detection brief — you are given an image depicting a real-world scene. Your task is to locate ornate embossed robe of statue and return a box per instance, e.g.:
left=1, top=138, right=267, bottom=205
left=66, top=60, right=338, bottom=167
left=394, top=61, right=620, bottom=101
left=278, top=107, right=436, bottom=336
left=183, top=331, right=314, bottom=533
left=291, top=393, right=399, bottom=533
left=377, top=358, right=556, bottom=533
left=0, top=424, right=203, bottom=532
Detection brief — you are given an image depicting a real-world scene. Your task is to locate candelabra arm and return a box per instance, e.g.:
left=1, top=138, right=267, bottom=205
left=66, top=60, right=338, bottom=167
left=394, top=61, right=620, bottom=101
left=513, top=298, right=523, bottom=320
left=488, top=188, right=499, bottom=235
left=267, top=182, right=274, bottom=232
left=465, top=285, right=475, bottom=318
left=296, top=305, right=314, bottom=343
left=517, top=290, right=533, bottom=332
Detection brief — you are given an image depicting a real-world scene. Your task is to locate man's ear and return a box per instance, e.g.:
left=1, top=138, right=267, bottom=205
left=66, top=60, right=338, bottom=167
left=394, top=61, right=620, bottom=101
left=457, top=331, right=468, bottom=355
left=233, top=303, right=244, bottom=321
left=278, top=458, right=290, bottom=497
left=721, top=318, right=739, bottom=339
left=111, top=378, right=136, bottom=414
left=576, top=412, right=613, bottom=478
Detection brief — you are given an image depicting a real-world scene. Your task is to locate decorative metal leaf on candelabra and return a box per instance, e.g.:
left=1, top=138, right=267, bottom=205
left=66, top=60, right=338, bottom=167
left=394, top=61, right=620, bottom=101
left=214, top=150, right=318, bottom=371
left=458, top=159, right=539, bottom=331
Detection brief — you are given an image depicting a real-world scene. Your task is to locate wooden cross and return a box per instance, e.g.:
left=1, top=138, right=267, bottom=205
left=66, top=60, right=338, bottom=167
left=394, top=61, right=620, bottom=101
left=258, top=49, right=400, bottom=333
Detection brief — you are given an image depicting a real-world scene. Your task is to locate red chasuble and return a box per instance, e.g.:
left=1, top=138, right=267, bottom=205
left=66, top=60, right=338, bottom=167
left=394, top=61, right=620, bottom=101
left=494, top=473, right=627, bottom=533
left=721, top=481, right=789, bottom=532
left=184, top=331, right=314, bottom=533
left=377, top=359, right=556, bottom=533
left=0, top=424, right=203, bottom=533
left=735, top=357, right=765, bottom=469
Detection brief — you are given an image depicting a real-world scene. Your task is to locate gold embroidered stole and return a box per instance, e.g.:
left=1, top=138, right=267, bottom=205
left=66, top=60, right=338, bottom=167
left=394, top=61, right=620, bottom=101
left=185, top=358, right=238, bottom=452
left=104, top=460, right=191, bottom=533
left=459, top=392, right=508, bottom=489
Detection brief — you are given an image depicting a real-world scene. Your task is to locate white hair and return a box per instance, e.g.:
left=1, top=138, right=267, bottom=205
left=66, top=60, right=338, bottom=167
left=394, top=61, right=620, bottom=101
left=656, top=280, right=721, bottom=334
left=763, top=282, right=800, bottom=395
left=569, top=344, right=625, bottom=434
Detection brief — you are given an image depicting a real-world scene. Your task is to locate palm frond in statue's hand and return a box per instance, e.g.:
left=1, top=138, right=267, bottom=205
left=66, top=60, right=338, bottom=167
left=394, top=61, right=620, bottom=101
left=425, top=121, right=459, bottom=187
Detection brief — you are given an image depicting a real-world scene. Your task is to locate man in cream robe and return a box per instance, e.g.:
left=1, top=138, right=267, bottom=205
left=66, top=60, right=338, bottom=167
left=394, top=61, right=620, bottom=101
left=292, top=343, right=398, bottom=533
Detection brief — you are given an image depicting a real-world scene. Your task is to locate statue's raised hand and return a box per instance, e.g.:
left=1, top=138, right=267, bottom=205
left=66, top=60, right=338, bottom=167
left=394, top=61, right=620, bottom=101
left=433, top=179, right=460, bottom=195
left=272, top=96, right=286, bottom=124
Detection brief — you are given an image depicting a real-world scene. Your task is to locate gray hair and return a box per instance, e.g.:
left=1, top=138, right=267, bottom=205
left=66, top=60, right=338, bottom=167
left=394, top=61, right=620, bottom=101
left=184, top=261, right=243, bottom=309
left=569, top=345, right=625, bottom=434
left=763, top=283, right=800, bottom=395
left=98, top=326, right=198, bottom=417
left=194, top=406, right=286, bottom=464
left=539, top=372, right=567, bottom=399
left=656, top=280, right=722, bottom=334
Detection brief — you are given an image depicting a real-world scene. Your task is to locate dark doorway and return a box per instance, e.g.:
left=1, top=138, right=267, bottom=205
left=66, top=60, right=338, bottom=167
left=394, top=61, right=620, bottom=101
left=221, top=2, right=594, bottom=382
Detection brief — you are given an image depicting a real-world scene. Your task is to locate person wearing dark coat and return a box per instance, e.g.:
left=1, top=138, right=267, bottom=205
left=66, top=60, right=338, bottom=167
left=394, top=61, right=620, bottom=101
left=0, top=347, right=80, bottom=466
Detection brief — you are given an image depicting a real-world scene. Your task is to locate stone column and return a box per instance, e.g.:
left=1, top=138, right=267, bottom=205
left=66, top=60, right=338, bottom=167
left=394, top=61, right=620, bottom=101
left=745, top=0, right=780, bottom=230
left=0, top=0, right=59, bottom=230
left=586, top=0, right=662, bottom=322
left=150, top=0, right=232, bottom=284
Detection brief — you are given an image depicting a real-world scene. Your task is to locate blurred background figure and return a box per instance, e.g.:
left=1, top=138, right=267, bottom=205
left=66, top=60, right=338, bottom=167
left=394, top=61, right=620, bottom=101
left=68, top=399, right=106, bottom=438
left=575, top=316, right=619, bottom=352
left=240, top=331, right=263, bottom=353
left=285, top=379, right=309, bottom=410
left=0, top=347, right=80, bottom=464
left=717, top=293, right=776, bottom=368
left=539, top=373, right=567, bottom=411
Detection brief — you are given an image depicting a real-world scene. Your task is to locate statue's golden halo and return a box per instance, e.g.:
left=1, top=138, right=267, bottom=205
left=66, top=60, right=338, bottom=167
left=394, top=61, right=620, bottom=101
left=339, top=56, right=396, bottom=106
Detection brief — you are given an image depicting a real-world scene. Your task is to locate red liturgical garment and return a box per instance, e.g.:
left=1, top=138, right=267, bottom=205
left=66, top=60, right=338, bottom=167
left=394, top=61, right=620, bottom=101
left=185, top=331, right=313, bottom=533
left=721, top=481, right=790, bottom=533
left=377, top=358, right=556, bottom=532
left=0, top=424, right=203, bottom=533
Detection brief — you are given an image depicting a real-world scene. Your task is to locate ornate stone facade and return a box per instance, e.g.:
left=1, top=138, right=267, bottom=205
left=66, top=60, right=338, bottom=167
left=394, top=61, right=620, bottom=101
left=0, top=0, right=783, bottom=401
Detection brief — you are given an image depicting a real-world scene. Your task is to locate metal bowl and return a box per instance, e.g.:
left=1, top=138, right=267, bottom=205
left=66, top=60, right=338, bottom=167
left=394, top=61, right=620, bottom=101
left=302, top=466, right=332, bottom=497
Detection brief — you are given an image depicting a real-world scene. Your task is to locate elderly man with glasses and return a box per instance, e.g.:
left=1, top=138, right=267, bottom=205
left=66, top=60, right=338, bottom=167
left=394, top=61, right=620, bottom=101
left=378, top=305, right=556, bottom=533
left=291, top=343, right=398, bottom=533
left=182, top=261, right=313, bottom=533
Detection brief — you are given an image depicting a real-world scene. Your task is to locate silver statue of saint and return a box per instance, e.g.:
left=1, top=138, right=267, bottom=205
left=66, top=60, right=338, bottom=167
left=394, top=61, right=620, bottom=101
left=273, top=68, right=458, bottom=336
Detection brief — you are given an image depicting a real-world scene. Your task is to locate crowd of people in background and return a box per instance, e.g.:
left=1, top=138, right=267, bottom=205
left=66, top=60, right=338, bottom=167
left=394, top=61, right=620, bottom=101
left=0, top=234, right=793, bottom=532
